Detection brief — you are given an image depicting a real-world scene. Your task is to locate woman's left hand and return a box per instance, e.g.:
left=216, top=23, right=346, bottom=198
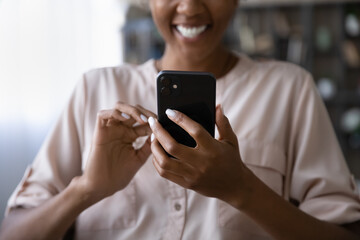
left=149, top=105, right=251, bottom=207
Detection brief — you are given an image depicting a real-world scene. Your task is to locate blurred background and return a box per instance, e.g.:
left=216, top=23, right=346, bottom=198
left=0, top=0, right=359, bottom=218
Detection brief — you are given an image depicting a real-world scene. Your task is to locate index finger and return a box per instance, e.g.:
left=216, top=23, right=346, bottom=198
left=148, top=117, right=193, bottom=160
left=164, top=109, right=213, bottom=147
left=115, top=102, right=150, bottom=125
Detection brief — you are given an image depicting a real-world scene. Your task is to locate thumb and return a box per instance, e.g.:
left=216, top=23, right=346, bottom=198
left=135, top=136, right=152, bottom=164
left=216, top=105, right=238, bottom=146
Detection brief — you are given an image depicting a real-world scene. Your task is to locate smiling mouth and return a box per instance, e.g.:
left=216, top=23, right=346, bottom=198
left=175, top=25, right=208, bottom=39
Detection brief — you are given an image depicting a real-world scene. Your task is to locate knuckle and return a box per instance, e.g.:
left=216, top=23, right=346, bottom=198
left=129, top=107, right=141, bottom=116
left=97, top=110, right=103, bottom=117
left=190, top=125, right=203, bottom=138
left=110, top=109, right=117, bottom=117
left=115, top=101, right=124, bottom=108
left=97, top=110, right=106, bottom=118
left=158, top=158, right=169, bottom=169
left=158, top=168, right=167, bottom=178
left=165, top=142, right=179, bottom=155
left=197, top=160, right=210, bottom=173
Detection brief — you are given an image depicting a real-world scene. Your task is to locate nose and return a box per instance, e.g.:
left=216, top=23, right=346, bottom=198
left=176, top=0, right=205, bottom=17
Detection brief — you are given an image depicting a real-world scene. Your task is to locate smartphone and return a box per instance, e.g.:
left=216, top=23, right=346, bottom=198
left=156, top=70, right=216, bottom=148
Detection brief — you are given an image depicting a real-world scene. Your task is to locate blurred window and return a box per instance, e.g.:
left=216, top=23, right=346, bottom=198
left=0, top=0, right=127, bottom=217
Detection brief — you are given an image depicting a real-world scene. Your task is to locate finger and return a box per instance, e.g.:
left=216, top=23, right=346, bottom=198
left=115, top=102, right=149, bottom=125
left=135, top=136, right=152, bottom=163
left=136, top=105, right=157, bottom=118
left=148, top=117, right=192, bottom=160
left=120, top=122, right=152, bottom=143
left=151, top=138, right=195, bottom=178
left=97, top=109, right=137, bottom=128
left=96, top=110, right=121, bottom=128
left=165, top=109, right=212, bottom=147
left=130, top=104, right=156, bottom=128
left=114, top=109, right=138, bottom=126
left=216, top=105, right=238, bottom=147
left=96, top=109, right=151, bottom=140
left=152, top=155, right=192, bottom=189
left=133, top=124, right=152, bottom=137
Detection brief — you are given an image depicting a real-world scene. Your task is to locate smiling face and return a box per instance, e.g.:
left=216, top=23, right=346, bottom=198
left=150, top=0, right=238, bottom=64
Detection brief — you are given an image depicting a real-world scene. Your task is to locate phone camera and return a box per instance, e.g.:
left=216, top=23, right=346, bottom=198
left=161, top=87, right=171, bottom=96
left=160, top=76, right=171, bottom=86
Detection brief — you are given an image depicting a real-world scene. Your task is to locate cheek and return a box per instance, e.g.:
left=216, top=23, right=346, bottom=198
left=150, top=0, right=173, bottom=19
left=213, top=6, right=236, bottom=28
left=150, top=1, right=173, bottom=37
left=152, top=15, right=171, bottom=41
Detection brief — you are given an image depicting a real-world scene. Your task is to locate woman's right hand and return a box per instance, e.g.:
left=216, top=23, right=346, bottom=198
left=77, top=102, right=156, bottom=202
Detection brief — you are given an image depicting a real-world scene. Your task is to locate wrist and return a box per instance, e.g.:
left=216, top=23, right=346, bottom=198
left=67, top=176, right=104, bottom=210
left=225, top=166, right=260, bottom=211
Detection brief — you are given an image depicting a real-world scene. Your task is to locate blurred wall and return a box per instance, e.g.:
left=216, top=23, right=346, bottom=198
left=0, top=0, right=126, bottom=218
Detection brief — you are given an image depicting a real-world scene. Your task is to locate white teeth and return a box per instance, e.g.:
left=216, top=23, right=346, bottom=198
left=176, top=25, right=207, bottom=39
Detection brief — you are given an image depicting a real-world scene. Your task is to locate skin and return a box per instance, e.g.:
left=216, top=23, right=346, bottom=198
left=149, top=107, right=360, bottom=240
left=1, top=0, right=359, bottom=239
left=150, top=0, right=239, bottom=77
left=0, top=103, right=156, bottom=239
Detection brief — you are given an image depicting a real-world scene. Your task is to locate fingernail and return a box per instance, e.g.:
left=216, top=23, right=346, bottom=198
left=151, top=133, right=155, bottom=142
left=140, top=114, right=148, bottom=123
left=121, top=112, right=130, bottom=119
left=165, top=109, right=176, bottom=118
left=148, top=117, right=155, bottom=127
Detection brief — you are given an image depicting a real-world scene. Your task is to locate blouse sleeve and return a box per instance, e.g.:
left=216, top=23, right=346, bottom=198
left=5, top=75, right=87, bottom=215
left=288, top=73, right=360, bottom=224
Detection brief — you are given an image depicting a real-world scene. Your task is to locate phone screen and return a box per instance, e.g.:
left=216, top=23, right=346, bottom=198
left=156, top=70, right=216, bottom=148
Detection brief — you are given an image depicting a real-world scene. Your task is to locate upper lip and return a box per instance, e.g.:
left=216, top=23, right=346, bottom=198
left=173, top=23, right=209, bottom=27
left=172, top=17, right=211, bottom=28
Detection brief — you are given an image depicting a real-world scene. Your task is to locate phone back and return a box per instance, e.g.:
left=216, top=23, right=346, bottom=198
left=157, top=70, right=216, bottom=148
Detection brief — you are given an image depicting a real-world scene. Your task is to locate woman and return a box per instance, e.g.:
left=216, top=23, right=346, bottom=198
left=1, top=0, right=360, bottom=239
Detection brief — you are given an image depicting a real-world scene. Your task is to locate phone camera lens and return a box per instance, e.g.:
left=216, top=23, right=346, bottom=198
left=160, top=76, right=171, bottom=86
left=161, top=87, right=171, bottom=96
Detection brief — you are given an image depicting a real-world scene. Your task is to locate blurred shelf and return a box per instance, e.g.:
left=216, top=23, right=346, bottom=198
left=314, top=49, right=339, bottom=57
left=345, top=34, right=360, bottom=40
left=325, top=91, right=360, bottom=105
left=346, top=66, right=360, bottom=71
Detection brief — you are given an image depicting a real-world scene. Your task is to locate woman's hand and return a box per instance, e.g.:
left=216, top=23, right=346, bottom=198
left=78, top=102, right=156, bottom=202
left=149, top=105, right=251, bottom=207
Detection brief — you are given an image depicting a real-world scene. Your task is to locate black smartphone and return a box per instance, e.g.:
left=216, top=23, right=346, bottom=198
left=156, top=70, right=216, bottom=148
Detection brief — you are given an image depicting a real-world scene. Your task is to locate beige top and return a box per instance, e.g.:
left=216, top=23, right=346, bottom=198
left=7, top=54, right=360, bottom=239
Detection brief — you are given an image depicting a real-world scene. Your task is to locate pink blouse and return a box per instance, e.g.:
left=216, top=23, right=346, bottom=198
left=7, top=54, right=360, bottom=239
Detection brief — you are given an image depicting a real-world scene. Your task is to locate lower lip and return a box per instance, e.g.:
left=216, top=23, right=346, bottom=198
left=173, top=26, right=209, bottom=43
